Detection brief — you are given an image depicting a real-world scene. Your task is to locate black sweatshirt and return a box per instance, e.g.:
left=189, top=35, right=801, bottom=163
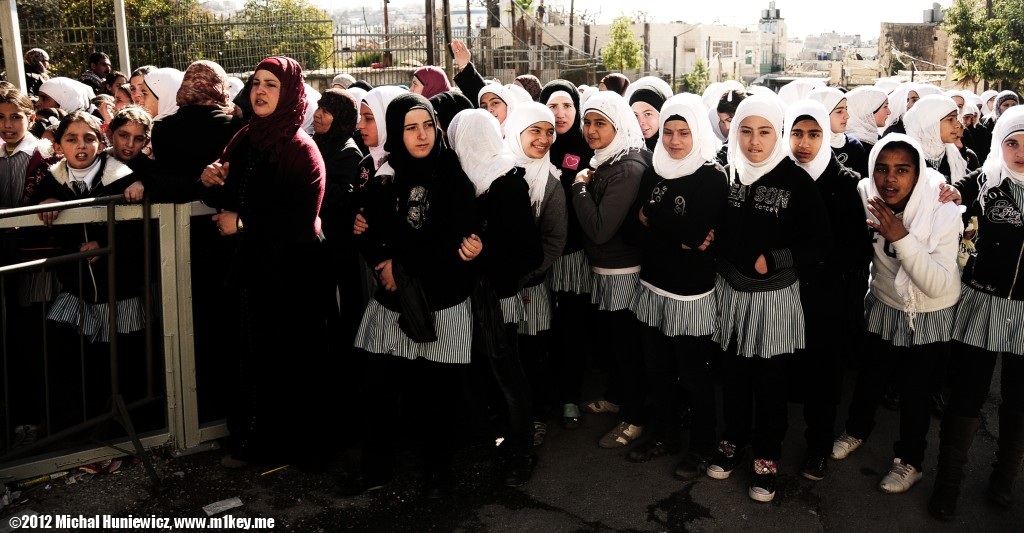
left=476, top=170, right=544, bottom=299
left=571, top=150, right=648, bottom=269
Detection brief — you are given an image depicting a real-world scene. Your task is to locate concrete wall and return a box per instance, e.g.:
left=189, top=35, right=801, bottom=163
left=877, top=22, right=949, bottom=76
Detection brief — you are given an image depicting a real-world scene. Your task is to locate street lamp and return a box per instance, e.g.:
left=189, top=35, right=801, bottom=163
left=671, top=24, right=700, bottom=91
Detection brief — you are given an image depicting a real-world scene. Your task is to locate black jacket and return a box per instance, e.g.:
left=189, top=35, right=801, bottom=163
left=150, top=105, right=243, bottom=203
left=957, top=170, right=1024, bottom=300
left=476, top=170, right=544, bottom=298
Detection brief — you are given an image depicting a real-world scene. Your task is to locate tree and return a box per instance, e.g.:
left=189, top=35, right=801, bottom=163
left=677, top=59, right=710, bottom=94
left=945, top=0, right=1024, bottom=91
left=600, top=16, right=642, bottom=72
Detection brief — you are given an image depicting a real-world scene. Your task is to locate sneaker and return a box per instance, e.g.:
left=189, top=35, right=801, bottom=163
left=626, top=438, right=680, bottom=463
left=879, top=458, right=923, bottom=493
left=504, top=453, right=537, bottom=488
left=706, top=440, right=741, bottom=480
left=533, top=421, right=548, bottom=447
left=831, top=433, right=863, bottom=460
left=749, top=459, right=778, bottom=502
left=562, top=403, right=582, bottom=430
left=581, top=399, right=621, bottom=414
left=598, top=421, right=643, bottom=448
left=673, top=451, right=710, bottom=480
left=801, top=454, right=828, bottom=481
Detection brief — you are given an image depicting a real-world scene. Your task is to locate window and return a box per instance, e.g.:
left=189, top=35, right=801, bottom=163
left=712, top=40, right=734, bottom=58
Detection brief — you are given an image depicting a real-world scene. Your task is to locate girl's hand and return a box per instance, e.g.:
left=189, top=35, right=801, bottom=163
left=459, top=233, right=482, bottom=261
left=375, top=259, right=396, bottom=291
left=211, top=210, right=239, bottom=236
left=866, top=196, right=910, bottom=242
left=638, top=207, right=649, bottom=227
left=98, top=101, right=114, bottom=123
left=201, top=161, right=230, bottom=187
left=451, top=39, right=471, bottom=70
left=754, top=254, right=768, bottom=274
left=938, top=183, right=962, bottom=205
left=37, top=198, right=60, bottom=226
left=353, top=209, right=369, bottom=235
left=80, top=241, right=100, bottom=263
left=575, top=169, right=593, bottom=185
left=682, top=229, right=715, bottom=251
left=124, top=180, right=145, bottom=202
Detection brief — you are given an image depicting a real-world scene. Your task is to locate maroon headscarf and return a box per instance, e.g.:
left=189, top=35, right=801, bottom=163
left=413, top=66, right=451, bottom=99
left=247, top=56, right=307, bottom=154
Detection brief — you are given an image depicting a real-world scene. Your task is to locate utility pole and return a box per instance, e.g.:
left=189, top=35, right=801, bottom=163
left=643, top=22, right=650, bottom=75
left=441, top=0, right=453, bottom=71
left=425, top=0, right=435, bottom=65
left=568, top=0, right=575, bottom=60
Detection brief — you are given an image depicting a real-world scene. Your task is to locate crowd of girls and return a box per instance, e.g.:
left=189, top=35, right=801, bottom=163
left=2, top=49, right=1023, bottom=517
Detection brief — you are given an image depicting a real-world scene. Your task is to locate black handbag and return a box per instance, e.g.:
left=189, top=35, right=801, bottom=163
left=470, top=274, right=512, bottom=359
left=391, top=260, right=437, bottom=343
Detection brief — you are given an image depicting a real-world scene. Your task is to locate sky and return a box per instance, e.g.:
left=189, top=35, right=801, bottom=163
left=322, top=0, right=953, bottom=41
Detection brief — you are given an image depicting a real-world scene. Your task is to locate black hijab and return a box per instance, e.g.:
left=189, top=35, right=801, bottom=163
left=383, top=93, right=445, bottom=174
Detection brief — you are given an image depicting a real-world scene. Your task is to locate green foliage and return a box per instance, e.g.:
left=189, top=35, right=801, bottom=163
left=350, top=52, right=383, bottom=68
left=945, top=0, right=1024, bottom=91
left=677, top=59, right=710, bottom=94
left=600, top=16, right=642, bottom=72
left=237, top=0, right=334, bottom=71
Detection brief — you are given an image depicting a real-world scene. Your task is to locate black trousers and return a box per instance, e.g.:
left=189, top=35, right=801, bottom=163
left=721, top=350, right=790, bottom=461
left=945, top=341, right=1024, bottom=418
left=595, top=308, right=644, bottom=425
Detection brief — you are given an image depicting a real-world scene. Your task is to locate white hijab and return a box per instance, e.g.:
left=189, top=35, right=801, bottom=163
left=624, top=76, right=674, bottom=104
left=478, top=83, right=516, bottom=125
left=360, top=85, right=407, bottom=171
left=448, top=109, right=516, bottom=197
left=581, top=91, right=645, bottom=168
left=904, top=94, right=968, bottom=182
left=980, top=104, right=1024, bottom=206
left=144, top=68, right=185, bottom=121
left=784, top=100, right=832, bottom=181
left=704, top=80, right=746, bottom=142
left=505, top=83, right=534, bottom=104
left=807, top=87, right=847, bottom=148
left=862, top=134, right=961, bottom=328
left=38, top=77, right=93, bottom=113
left=727, top=93, right=788, bottom=186
left=885, top=83, right=916, bottom=128
left=845, top=86, right=887, bottom=145
left=653, top=93, right=718, bottom=179
left=777, top=78, right=825, bottom=107
left=579, top=85, right=599, bottom=110
left=980, top=89, right=999, bottom=119
left=505, top=102, right=559, bottom=216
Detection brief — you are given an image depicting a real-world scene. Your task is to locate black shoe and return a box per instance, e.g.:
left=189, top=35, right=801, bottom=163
left=801, top=454, right=828, bottom=481
left=881, top=387, right=900, bottom=411
left=749, top=459, right=778, bottom=502
left=626, top=438, right=680, bottom=463
left=673, top=451, right=709, bottom=480
left=706, top=440, right=742, bottom=479
left=504, top=453, right=537, bottom=488
left=928, top=490, right=958, bottom=522
left=337, top=472, right=391, bottom=497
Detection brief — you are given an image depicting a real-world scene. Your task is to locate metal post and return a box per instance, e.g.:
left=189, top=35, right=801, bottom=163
left=425, top=0, right=435, bottom=66
left=113, top=0, right=131, bottom=74
left=0, top=0, right=25, bottom=93
left=672, top=36, right=677, bottom=91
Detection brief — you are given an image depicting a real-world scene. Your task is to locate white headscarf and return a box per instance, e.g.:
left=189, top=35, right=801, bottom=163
left=904, top=94, right=968, bottom=182
left=581, top=91, right=645, bottom=168
left=777, top=78, right=825, bottom=107
left=505, top=83, right=534, bottom=104
left=505, top=102, right=559, bottom=216
left=346, top=87, right=368, bottom=107
left=704, top=80, right=746, bottom=142
left=862, top=134, right=961, bottom=328
left=38, top=77, right=93, bottom=113
left=808, top=87, right=848, bottom=149
left=963, top=93, right=982, bottom=117
left=994, top=90, right=1021, bottom=120
left=579, top=85, right=598, bottom=109
left=653, top=93, right=718, bottom=179
left=727, top=93, right=788, bottom=186
left=448, top=109, right=516, bottom=197
left=360, top=85, right=407, bottom=171
left=980, top=89, right=999, bottom=119
left=301, top=83, right=320, bottom=135
left=873, top=77, right=901, bottom=94
left=784, top=100, right=832, bottom=181
left=845, top=86, right=887, bottom=145
left=226, top=77, right=245, bottom=100
left=625, top=76, right=674, bottom=104
left=144, top=68, right=185, bottom=121
left=885, top=83, right=916, bottom=128
left=981, top=104, right=1024, bottom=204
left=478, top=84, right=516, bottom=125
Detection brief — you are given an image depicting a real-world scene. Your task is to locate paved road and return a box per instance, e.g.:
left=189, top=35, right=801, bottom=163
left=4, top=365, right=1022, bottom=532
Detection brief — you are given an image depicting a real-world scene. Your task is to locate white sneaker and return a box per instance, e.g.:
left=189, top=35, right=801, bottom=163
left=830, top=433, right=863, bottom=460
left=879, top=458, right=923, bottom=494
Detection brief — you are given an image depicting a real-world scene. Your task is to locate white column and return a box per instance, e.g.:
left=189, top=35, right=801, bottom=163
left=113, top=0, right=132, bottom=74
left=0, top=0, right=25, bottom=93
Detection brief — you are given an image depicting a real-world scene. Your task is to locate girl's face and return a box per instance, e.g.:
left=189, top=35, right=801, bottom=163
left=59, top=121, right=102, bottom=170
left=951, top=95, right=965, bottom=112
left=873, top=100, right=891, bottom=127
left=963, top=113, right=977, bottom=128
left=829, top=99, right=849, bottom=134
left=402, top=108, right=435, bottom=159
left=480, top=92, right=508, bottom=124
left=113, top=90, right=132, bottom=112
left=582, top=111, right=615, bottom=151
left=939, top=110, right=962, bottom=144
left=1000, top=99, right=1018, bottom=114
left=313, top=107, right=334, bottom=135
left=717, top=112, right=733, bottom=138
left=35, top=92, right=58, bottom=111
left=631, top=101, right=659, bottom=140
left=520, top=121, right=555, bottom=159
left=789, top=118, right=823, bottom=164
left=111, top=122, right=147, bottom=162
left=410, top=76, right=425, bottom=95
left=250, top=69, right=282, bottom=118
left=906, top=90, right=921, bottom=110
left=130, top=74, right=148, bottom=105
left=661, top=119, right=693, bottom=160
left=107, top=75, right=127, bottom=93
left=357, top=103, right=378, bottom=147
left=1002, top=133, right=1024, bottom=174
left=873, top=146, right=919, bottom=210
left=141, top=83, right=159, bottom=118
left=546, top=95, right=576, bottom=135
left=738, top=116, right=777, bottom=164
left=0, top=102, right=31, bottom=146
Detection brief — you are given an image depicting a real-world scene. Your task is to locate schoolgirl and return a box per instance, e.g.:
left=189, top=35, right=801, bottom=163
left=808, top=87, right=869, bottom=176
left=831, top=135, right=963, bottom=495
left=904, top=94, right=975, bottom=183
left=538, top=80, right=598, bottom=429
left=845, top=86, right=890, bottom=153
left=929, top=105, right=1024, bottom=519
left=884, top=83, right=944, bottom=137
left=502, top=102, right=568, bottom=447
left=572, top=91, right=648, bottom=449
left=479, top=84, right=515, bottom=128
left=624, top=76, right=673, bottom=151
left=625, top=93, right=728, bottom=478
left=105, top=106, right=154, bottom=202
left=783, top=100, right=872, bottom=481
left=705, top=93, right=831, bottom=503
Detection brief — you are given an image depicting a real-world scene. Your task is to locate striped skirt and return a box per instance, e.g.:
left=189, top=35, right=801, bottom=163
left=713, top=276, right=804, bottom=359
left=865, top=292, right=956, bottom=347
left=15, top=272, right=60, bottom=306
left=590, top=267, right=640, bottom=312
left=47, top=292, right=145, bottom=343
left=353, top=297, right=474, bottom=364
left=499, top=294, right=527, bottom=325
left=548, top=250, right=591, bottom=295
left=518, top=282, right=552, bottom=336
left=952, top=284, right=1024, bottom=356
left=630, top=281, right=717, bottom=338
